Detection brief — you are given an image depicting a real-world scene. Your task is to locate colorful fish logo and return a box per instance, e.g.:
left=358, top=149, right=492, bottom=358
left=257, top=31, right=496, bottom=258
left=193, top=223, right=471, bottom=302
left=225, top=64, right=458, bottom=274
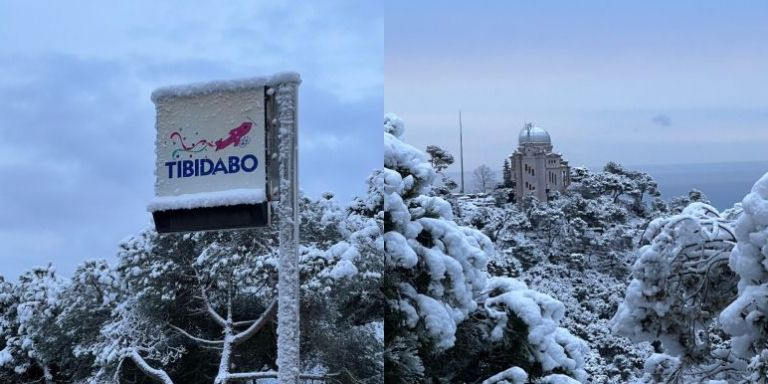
left=169, top=121, right=252, bottom=159
left=214, top=122, right=252, bottom=151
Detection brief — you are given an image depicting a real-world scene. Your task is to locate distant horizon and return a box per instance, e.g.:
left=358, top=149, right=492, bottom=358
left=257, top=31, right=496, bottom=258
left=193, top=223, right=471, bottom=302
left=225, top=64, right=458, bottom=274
left=441, top=150, right=768, bottom=173
left=444, top=159, right=768, bottom=210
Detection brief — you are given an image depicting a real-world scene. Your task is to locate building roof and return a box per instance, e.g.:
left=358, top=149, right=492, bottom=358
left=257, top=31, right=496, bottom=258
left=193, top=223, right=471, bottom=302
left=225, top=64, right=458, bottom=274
left=519, top=123, right=551, bottom=145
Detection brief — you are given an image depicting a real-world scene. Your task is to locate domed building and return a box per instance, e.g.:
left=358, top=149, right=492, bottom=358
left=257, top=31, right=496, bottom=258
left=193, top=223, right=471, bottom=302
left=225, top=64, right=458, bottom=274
left=503, top=123, right=570, bottom=203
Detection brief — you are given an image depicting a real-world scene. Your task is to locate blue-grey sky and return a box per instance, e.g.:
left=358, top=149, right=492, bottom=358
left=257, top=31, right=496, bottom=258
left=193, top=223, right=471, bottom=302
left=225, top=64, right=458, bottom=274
left=0, top=1, right=382, bottom=279
left=385, top=0, right=768, bottom=174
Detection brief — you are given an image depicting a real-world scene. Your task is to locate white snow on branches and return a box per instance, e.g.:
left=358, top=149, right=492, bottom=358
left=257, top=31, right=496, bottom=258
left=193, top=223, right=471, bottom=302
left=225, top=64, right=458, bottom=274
left=720, top=172, right=768, bottom=357
left=384, top=114, right=489, bottom=349
left=482, top=366, right=528, bottom=384
left=384, top=114, right=587, bottom=382
left=484, top=277, right=588, bottom=381
left=611, top=202, right=737, bottom=356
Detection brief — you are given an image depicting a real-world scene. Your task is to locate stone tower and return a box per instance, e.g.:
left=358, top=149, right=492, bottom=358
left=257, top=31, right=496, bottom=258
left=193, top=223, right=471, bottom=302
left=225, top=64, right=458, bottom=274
left=504, top=123, right=570, bottom=203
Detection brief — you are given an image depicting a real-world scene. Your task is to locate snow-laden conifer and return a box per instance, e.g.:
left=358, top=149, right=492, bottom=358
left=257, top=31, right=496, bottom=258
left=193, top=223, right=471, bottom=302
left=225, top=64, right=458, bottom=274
left=721, top=172, right=768, bottom=366
left=384, top=113, right=587, bottom=383
left=611, top=202, right=737, bottom=358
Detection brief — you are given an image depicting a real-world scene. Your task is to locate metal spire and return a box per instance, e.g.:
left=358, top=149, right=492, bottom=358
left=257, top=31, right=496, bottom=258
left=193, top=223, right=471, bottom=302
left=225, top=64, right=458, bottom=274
left=459, top=110, right=464, bottom=194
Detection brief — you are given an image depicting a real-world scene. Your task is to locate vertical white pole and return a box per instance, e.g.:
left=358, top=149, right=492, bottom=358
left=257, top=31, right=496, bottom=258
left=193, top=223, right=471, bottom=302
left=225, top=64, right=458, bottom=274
left=276, top=80, right=300, bottom=384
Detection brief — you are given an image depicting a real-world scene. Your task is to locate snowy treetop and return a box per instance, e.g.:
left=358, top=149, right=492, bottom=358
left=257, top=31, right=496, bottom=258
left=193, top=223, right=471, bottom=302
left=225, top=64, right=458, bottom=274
left=151, top=72, right=301, bottom=102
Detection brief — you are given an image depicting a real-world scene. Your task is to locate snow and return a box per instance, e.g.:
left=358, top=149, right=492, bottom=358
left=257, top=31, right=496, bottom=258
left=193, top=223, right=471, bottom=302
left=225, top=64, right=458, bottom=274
left=147, top=188, right=266, bottom=212
left=484, top=277, right=588, bottom=381
left=415, top=294, right=457, bottom=350
left=128, top=349, right=174, bottom=384
left=384, top=114, right=587, bottom=382
left=328, top=259, right=358, bottom=280
left=640, top=353, right=680, bottom=382
left=720, top=171, right=768, bottom=357
left=481, top=366, right=528, bottom=384
left=0, top=347, right=12, bottom=366
left=611, top=202, right=736, bottom=356
left=151, top=72, right=301, bottom=102
left=383, top=112, right=405, bottom=138
left=384, top=113, right=478, bottom=343
left=383, top=121, right=435, bottom=196
left=384, top=117, right=490, bottom=349
left=540, top=374, right=582, bottom=384
left=384, top=231, right=418, bottom=268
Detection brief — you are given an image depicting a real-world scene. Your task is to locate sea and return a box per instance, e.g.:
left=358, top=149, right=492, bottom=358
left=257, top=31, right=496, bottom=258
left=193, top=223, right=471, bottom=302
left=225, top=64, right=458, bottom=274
left=631, top=161, right=768, bottom=211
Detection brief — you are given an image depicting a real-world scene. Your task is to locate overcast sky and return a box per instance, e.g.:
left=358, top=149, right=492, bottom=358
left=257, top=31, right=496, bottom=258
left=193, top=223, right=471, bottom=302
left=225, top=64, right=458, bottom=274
left=385, top=0, right=768, bottom=173
left=0, top=1, right=382, bottom=279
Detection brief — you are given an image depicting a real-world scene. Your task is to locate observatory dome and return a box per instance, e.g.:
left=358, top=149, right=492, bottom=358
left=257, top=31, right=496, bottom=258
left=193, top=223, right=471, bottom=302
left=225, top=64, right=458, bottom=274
left=519, top=123, right=551, bottom=145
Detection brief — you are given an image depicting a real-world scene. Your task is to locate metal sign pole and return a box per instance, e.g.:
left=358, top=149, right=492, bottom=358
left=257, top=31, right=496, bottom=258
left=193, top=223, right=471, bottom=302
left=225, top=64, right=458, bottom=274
left=275, top=80, right=300, bottom=384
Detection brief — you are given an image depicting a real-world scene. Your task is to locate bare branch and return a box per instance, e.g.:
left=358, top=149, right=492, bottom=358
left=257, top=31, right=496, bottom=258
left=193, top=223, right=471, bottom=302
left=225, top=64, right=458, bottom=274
left=196, top=277, right=227, bottom=328
left=225, top=371, right=328, bottom=380
left=231, top=300, right=277, bottom=345
left=232, top=319, right=255, bottom=327
left=199, top=344, right=224, bottom=351
left=168, top=324, right=224, bottom=346
left=113, top=357, right=125, bottom=383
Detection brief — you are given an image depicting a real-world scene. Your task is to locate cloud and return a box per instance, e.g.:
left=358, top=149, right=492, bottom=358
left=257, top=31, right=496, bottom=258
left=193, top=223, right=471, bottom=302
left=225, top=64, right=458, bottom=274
left=0, top=1, right=382, bottom=104
left=651, top=114, right=672, bottom=127
left=0, top=55, right=155, bottom=277
left=0, top=1, right=382, bottom=280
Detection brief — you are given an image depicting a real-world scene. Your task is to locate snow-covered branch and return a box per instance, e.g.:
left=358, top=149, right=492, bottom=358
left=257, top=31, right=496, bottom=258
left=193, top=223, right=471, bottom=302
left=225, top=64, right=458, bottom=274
left=612, top=203, right=738, bottom=358
left=127, top=349, right=174, bottom=384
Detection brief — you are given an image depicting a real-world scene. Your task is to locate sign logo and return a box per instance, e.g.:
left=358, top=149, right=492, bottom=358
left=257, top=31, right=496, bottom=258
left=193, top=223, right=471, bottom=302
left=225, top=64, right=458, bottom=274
left=164, top=121, right=259, bottom=179
left=168, top=121, right=253, bottom=159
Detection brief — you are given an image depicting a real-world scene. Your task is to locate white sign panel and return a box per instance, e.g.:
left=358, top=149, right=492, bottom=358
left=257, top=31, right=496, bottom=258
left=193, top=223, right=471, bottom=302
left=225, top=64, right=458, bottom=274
left=152, top=87, right=266, bottom=201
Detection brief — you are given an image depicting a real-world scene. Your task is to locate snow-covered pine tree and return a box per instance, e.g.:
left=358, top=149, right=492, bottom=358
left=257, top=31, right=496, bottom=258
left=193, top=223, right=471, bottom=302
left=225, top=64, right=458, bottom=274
left=455, top=164, right=670, bottom=383
left=668, top=189, right=713, bottom=214
left=88, top=296, right=184, bottom=384
left=0, top=275, right=19, bottom=382
left=425, top=144, right=458, bottom=195
left=720, top=172, right=768, bottom=379
left=72, top=187, right=382, bottom=384
left=502, top=159, right=512, bottom=188
left=301, top=184, right=384, bottom=383
left=425, top=145, right=454, bottom=173
left=383, top=113, right=587, bottom=383
left=611, top=202, right=739, bottom=382
left=567, top=163, right=661, bottom=218
left=55, top=259, right=122, bottom=381
left=602, top=162, right=660, bottom=216
left=0, top=265, right=62, bottom=383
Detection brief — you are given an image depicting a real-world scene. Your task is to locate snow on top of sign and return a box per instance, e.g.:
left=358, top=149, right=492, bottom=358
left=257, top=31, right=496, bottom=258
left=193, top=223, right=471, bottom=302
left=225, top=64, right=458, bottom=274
left=151, top=72, right=301, bottom=102
left=146, top=188, right=266, bottom=212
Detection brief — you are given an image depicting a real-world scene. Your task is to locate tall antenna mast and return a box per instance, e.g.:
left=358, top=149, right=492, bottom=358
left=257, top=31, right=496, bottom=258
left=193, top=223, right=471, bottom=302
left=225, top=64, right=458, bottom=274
left=459, top=110, right=465, bottom=194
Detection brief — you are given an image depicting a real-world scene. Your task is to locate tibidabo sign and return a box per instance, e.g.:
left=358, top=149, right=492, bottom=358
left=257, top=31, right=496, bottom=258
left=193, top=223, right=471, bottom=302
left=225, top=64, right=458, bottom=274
left=147, top=73, right=299, bottom=233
